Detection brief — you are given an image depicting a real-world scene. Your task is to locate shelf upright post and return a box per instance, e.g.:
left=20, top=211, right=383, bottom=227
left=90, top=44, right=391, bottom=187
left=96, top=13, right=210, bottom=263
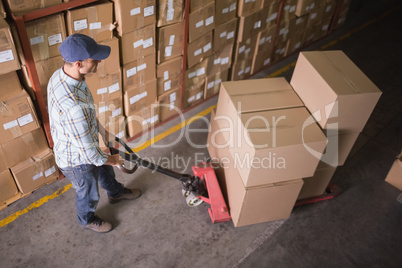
left=180, top=0, right=190, bottom=111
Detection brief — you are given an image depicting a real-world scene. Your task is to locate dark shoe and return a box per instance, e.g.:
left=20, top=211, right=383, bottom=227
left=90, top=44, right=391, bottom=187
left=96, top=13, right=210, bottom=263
left=85, top=215, right=112, bottom=233
left=108, top=188, right=142, bottom=204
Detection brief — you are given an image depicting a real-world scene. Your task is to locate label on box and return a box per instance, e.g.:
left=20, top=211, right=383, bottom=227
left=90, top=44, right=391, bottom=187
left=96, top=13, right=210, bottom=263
left=208, top=81, right=214, bottom=89
left=169, top=35, right=175, bottom=46
left=130, top=91, right=147, bottom=105
left=245, top=48, right=251, bottom=55
left=48, top=33, right=62, bottom=46
left=196, top=20, right=204, bottom=28
left=196, top=92, right=203, bottom=100
left=97, top=87, right=108, bottom=95
left=221, top=57, right=229, bottom=65
left=205, top=16, right=214, bottom=26
left=74, top=19, right=88, bottom=31
left=294, top=41, right=301, bottom=49
left=165, top=46, right=173, bottom=57
left=254, top=20, right=261, bottom=29
left=168, top=0, right=173, bottom=9
left=167, top=8, right=174, bottom=21
left=222, top=8, right=229, bottom=14
left=116, top=131, right=124, bottom=138
left=230, top=3, right=236, bottom=11
left=289, top=5, right=296, bottom=12
left=164, top=71, right=169, bottom=80
left=322, top=24, right=329, bottom=31
left=194, top=48, right=202, bottom=56
left=112, top=108, right=122, bottom=117
left=196, top=67, right=205, bottom=76
left=3, top=120, right=18, bottom=130
left=143, top=38, right=153, bottom=48
left=188, top=96, right=195, bottom=103
left=109, top=83, right=120, bottom=94
left=326, top=6, right=332, bottom=13
left=220, top=31, right=227, bottom=38
left=90, top=22, right=102, bottom=30
left=131, top=7, right=141, bottom=16
left=30, top=36, right=44, bottom=45
left=164, top=80, right=171, bottom=91
left=170, top=102, right=175, bottom=110
left=245, top=66, right=251, bottom=74
left=215, top=78, right=222, bottom=84
left=18, top=114, right=34, bottom=127
left=214, top=58, right=221, bottom=65
left=188, top=71, right=196, bottom=79
left=264, top=58, right=271, bottom=66
left=239, top=45, right=245, bottom=54
left=267, top=13, right=277, bottom=23
left=99, top=106, right=108, bottom=114
left=137, top=63, right=147, bottom=71
left=311, top=13, right=317, bottom=20
left=127, top=67, right=137, bottom=78
left=238, top=69, right=244, bottom=76
left=170, top=92, right=176, bottom=102
left=45, top=166, right=56, bottom=177
left=33, top=172, right=43, bottom=181
left=0, top=50, right=14, bottom=63
left=227, top=31, right=234, bottom=39
left=203, top=43, right=211, bottom=53
left=143, top=115, right=158, bottom=125
left=134, top=39, right=144, bottom=48
left=144, top=6, right=154, bottom=17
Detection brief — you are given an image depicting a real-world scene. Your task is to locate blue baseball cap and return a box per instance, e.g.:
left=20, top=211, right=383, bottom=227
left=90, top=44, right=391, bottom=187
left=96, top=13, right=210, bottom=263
left=58, top=33, right=111, bottom=62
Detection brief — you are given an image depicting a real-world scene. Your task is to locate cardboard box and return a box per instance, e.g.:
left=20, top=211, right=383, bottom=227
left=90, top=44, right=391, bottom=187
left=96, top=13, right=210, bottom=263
left=290, top=51, right=382, bottom=133
left=98, top=116, right=126, bottom=150
left=186, top=31, right=213, bottom=68
left=86, top=70, right=122, bottom=106
left=323, top=130, right=360, bottom=166
left=124, top=79, right=157, bottom=116
left=215, top=78, right=328, bottom=186
left=185, top=57, right=209, bottom=88
left=126, top=104, right=159, bottom=138
left=157, top=22, right=184, bottom=63
left=298, top=161, right=337, bottom=200
left=97, top=95, right=124, bottom=126
left=237, top=8, right=266, bottom=42
left=215, top=0, right=237, bottom=26
left=207, top=112, right=303, bottom=227
left=157, top=56, right=182, bottom=96
left=237, top=0, right=263, bottom=17
left=122, top=53, right=156, bottom=91
left=190, top=0, right=214, bottom=13
left=0, top=18, right=20, bottom=74
left=0, top=71, right=23, bottom=100
left=251, top=46, right=273, bottom=75
left=66, top=1, right=114, bottom=42
left=1, top=127, right=49, bottom=168
left=252, top=25, right=276, bottom=58
left=282, top=0, right=297, bottom=21
left=120, top=24, right=155, bottom=65
left=295, top=0, right=316, bottom=17
left=112, top=0, right=156, bottom=36
left=0, top=90, right=40, bottom=144
left=188, top=2, right=215, bottom=43
left=157, top=0, right=184, bottom=27
left=233, top=33, right=258, bottom=64
left=207, top=45, right=232, bottom=74
left=25, top=13, right=66, bottom=62
left=229, top=57, right=252, bottom=81
left=205, top=69, right=229, bottom=98
left=158, top=88, right=182, bottom=122
left=213, top=18, right=237, bottom=52
left=183, top=80, right=205, bottom=109
left=5, top=0, right=61, bottom=15
left=263, top=0, right=281, bottom=27
left=385, top=156, right=402, bottom=191
left=11, top=149, right=58, bottom=194
left=0, top=168, right=19, bottom=203
left=96, top=37, right=120, bottom=77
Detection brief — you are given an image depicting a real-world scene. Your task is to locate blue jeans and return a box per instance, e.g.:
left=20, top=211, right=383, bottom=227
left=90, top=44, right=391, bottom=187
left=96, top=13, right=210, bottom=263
left=60, top=164, right=124, bottom=225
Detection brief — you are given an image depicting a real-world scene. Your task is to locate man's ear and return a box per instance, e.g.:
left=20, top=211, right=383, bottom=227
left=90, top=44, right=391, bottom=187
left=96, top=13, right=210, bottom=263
left=74, top=61, right=82, bottom=69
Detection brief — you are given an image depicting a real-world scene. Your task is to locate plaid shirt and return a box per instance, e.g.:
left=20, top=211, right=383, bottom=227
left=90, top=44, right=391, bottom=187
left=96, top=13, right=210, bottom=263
left=47, top=67, right=108, bottom=168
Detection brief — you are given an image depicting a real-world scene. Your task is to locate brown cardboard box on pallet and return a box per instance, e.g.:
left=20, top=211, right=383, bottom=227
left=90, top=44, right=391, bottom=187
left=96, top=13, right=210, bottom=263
left=0, top=18, right=20, bottom=75
left=290, top=51, right=382, bottom=133
left=183, top=79, right=205, bottom=110
left=229, top=57, right=252, bottom=81
left=157, top=0, right=184, bottom=27
left=157, top=22, right=184, bottom=63
left=120, top=24, right=155, bottom=65
left=188, top=1, right=215, bottom=43
left=11, top=149, right=58, bottom=194
left=186, top=31, right=213, bottom=68
left=207, top=110, right=304, bottom=227
left=158, top=88, right=182, bottom=122
left=86, top=70, right=122, bottom=106
left=122, top=53, right=156, bottom=91
left=205, top=69, right=229, bottom=98
left=124, top=79, right=157, bottom=116
left=5, top=0, right=61, bottom=15
left=185, top=58, right=209, bottom=88
left=66, top=1, right=114, bottom=42
left=237, top=8, right=266, bottom=43
left=112, top=0, right=156, bottom=36
left=233, top=33, right=258, bottom=64
left=0, top=90, right=40, bottom=144
left=156, top=56, right=182, bottom=96
left=126, top=104, right=159, bottom=138
left=213, top=18, right=237, bottom=53
left=25, top=13, right=66, bottom=62
left=215, top=78, right=327, bottom=187
left=96, top=95, right=124, bottom=126
left=215, top=0, right=237, bottom=26
left=0, top=168, right=19, bottom=204
left=207, top=45, right=232, bottom=74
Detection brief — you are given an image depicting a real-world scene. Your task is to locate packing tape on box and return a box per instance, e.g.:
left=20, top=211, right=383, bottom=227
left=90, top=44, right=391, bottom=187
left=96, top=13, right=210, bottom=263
left=21, top=131, right=34, bottom=144
left=87, top=6, right=115, bottom=39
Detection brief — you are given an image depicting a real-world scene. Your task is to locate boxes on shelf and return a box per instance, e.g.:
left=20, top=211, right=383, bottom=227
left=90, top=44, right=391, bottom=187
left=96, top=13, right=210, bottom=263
left=183, top=80, right=205, bottom=109
left=185, top=57, right=209, bottom=88
left=10, top=149, right=58, bottom=194
left=264, top=0, right=282, bottom=27
left=213, top=18, right=237, bottom=52
left=0, top=71, right=23, bottom=100
left=5, top=0, right=61, bottom=15
left=157, top=22, right=184, bottom=63
left=237, top=0, right=263, bottom=17
left=189, top=0, right=214, bottom=13
left=215, top=0, right=237, bottom=26
left=0, top=18, right=20, bottom=75
left=188, top=1, right=215, bottom=43
left=282, top=0, right=297, bottom=21
left=126, top=104, right=159, bottom=138
left=207, top=45, right=232, bottom=74
left=205, top=69, right=229, bottom=98
left=120, top=24, right=155, bottom=65
left=98, top=116, right=126, bottom=150
left=0, top=168, right=19, bottom=204
left=158, top=88, right=182, bottom=122
left=233, top=33, right=258, bottom=64
left=237, top=8, right=266, bottom=43
left=229, top=57, right=252, bottom=81
left=295, top=0, right=316, bottom=17
left=290, top=51, right=382, bottom=133
left=24, top=13, right=66, bottom=62
left=157, top=0, right=184, bottom=27
left=122, top=53, right=156, bottom=91
left=156, top=56, right=182, bottom=97
left=124, top=79, right=157, bottom=116
left=112, top=0, right=156, bottom=36
left=65, top=1, right=114, bottom=42
left=96, top=37, right=120, bottom=77
left=86, top=70, right=122, bottom=106
left=0, top=90, right=41, bottom=144
left=186, top=31, right=213, bottom=68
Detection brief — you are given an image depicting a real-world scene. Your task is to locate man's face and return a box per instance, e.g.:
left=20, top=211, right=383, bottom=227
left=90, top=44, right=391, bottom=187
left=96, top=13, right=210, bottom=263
left=79, top=58, right=101, bottom=74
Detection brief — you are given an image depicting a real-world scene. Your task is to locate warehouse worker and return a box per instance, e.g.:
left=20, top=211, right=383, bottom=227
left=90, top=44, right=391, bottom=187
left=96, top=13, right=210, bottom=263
left=47, top=34, right=141, bottom=233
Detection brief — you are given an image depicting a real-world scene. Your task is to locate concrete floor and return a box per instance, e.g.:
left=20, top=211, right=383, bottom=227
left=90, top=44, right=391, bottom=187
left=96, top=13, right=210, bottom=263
left=1, top=0, right=402, bottom=267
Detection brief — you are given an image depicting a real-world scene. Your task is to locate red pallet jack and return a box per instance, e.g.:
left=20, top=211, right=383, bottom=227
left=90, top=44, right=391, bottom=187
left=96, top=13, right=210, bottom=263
left=294, top=184, right=342, bottom=206
left=109, top=137, right=231, bottom=224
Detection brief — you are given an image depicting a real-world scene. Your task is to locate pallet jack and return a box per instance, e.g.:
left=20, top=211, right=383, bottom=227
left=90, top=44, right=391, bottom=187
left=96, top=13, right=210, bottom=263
left=109, top=137, right=232, bottom=223
left=295, top=184, right=342, bottom=206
